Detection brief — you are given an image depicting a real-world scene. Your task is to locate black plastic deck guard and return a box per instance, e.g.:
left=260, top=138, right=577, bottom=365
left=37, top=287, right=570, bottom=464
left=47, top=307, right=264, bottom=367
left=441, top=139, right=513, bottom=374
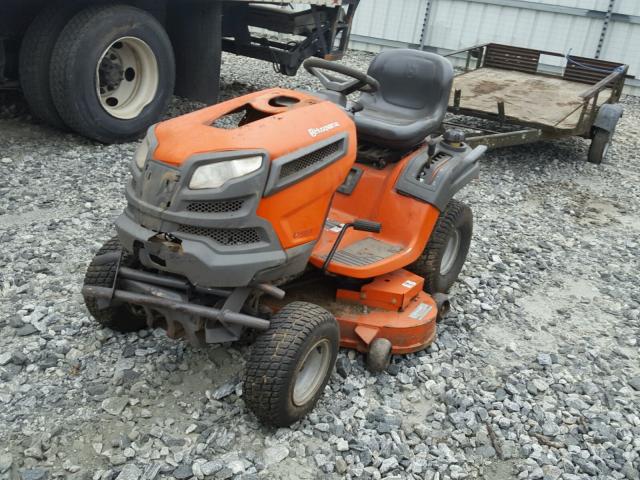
left=82, top=285, right=270, bottom=330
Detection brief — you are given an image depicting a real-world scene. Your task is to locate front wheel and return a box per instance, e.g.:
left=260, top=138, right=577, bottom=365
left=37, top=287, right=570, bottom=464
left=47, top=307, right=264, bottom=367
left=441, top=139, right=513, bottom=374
left=49, top=4, right=175, bottom=143
left=408, top=199, right=473, bottom=293
left=243, top=302, right=339, bottom=427
left=83, top=237, right=148, bottom=332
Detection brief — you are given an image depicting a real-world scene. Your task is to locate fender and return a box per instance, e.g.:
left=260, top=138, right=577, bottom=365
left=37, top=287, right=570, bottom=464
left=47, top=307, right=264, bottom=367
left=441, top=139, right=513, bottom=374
left=593, top=103, right=624, bottom=134
left=395, top=144, right=486, bottom=211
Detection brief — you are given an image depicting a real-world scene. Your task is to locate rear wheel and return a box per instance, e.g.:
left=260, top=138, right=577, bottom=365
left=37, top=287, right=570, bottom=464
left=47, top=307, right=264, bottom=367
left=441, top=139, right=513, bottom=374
left=83, top=237, right=147, bottom=332
left=50, top=4, right=175, bottom=143
left=409, top=199, right=473, bottom=293
left=243, top=302, right=339, bottom=427
left=588, top=128, right=612, bottom=164
left=18, top=1, right=81, bottom=128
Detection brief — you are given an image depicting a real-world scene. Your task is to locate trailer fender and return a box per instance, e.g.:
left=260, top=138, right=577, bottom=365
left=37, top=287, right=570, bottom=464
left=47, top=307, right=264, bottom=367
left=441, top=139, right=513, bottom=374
left=395, top=144, right=486, bottom=211
left=593, top=103, right=624, bottom=134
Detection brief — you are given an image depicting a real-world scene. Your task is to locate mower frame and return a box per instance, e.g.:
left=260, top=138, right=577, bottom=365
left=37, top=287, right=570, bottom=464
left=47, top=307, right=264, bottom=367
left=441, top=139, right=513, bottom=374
left=81, top=257, right=278, bottom=346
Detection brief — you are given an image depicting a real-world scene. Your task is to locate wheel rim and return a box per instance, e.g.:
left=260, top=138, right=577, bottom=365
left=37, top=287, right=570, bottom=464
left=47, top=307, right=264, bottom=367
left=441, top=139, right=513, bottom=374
left=440, top=229, right=461, bottom=275
left=292, top=339, right=331, bottom=407
left=96, top=37, right=159, bottom=120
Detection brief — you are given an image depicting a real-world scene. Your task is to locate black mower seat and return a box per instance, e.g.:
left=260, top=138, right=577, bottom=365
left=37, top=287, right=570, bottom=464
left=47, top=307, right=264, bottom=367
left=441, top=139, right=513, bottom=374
left=355, top=49, right=454, bottom=150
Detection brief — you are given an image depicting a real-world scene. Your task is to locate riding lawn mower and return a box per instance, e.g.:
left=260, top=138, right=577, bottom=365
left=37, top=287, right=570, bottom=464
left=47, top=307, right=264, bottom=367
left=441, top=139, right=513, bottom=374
left=82, top=49, right=486, bottom=426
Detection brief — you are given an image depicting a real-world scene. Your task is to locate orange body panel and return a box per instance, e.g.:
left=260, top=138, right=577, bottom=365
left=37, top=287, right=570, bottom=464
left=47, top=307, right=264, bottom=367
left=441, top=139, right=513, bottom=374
left=256, top=152, right=355, bottom=249
left=309, top=148, right=441, bottom=278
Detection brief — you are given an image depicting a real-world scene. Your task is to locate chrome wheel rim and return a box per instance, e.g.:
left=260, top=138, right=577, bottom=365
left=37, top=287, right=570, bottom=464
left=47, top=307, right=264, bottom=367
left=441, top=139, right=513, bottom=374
left=96, top=37, right=159, bottom=119
left=292, top=339, right=331, bottom=406
left=440, top=229, right=461, bottom=275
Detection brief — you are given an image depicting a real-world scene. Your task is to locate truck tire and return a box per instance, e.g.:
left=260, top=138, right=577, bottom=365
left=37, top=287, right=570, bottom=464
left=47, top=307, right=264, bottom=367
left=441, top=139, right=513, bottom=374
left=50, top=4, right=175, bottom=143
left=18, top=1, right=81, bottom=129
left=83, top=237, right=148, bottom=332
left=588, top=128, right=612, bottom=165
left=408, top=199, right=473, bottom=293
left=244, top=302, right=339, bottom=427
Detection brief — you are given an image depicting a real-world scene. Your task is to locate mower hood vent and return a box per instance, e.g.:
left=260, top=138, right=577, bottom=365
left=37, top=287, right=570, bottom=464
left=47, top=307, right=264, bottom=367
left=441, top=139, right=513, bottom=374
left=280, top=139, right=344, bottom=179
left=264, top=135, right=348, bottom=196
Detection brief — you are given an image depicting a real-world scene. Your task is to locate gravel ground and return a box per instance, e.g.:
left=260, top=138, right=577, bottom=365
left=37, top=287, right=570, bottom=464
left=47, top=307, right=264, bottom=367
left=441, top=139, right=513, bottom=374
left=1, top=50, right=639, bottom=480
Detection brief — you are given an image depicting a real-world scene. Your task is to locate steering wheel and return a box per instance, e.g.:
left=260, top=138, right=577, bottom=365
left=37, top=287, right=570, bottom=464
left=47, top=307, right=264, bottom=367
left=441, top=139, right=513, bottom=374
left=303, top=57, right=380, bottom=96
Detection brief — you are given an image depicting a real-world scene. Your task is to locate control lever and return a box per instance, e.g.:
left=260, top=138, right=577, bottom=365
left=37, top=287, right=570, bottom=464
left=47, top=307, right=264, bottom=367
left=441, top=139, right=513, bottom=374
left=352, top=219, right=382, bottom=233
left=427, top=141, right=437, bottom=159
left=425, top=135, right=442, bottom=169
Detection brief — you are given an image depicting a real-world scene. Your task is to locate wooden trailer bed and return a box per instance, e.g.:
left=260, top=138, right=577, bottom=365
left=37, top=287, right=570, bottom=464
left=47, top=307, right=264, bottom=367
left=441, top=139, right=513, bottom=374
left=450, top=67, right=612, bottom=130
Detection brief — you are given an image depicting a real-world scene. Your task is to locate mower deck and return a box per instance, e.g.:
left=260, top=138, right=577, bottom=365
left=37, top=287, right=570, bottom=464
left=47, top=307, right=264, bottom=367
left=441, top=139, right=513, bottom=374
left=274, top=269, right=437, bottom=355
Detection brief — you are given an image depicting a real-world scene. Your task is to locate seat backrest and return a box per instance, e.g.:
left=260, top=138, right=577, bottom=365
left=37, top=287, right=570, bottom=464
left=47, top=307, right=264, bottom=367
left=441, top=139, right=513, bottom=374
left=360, top=49, right=454, bottom=120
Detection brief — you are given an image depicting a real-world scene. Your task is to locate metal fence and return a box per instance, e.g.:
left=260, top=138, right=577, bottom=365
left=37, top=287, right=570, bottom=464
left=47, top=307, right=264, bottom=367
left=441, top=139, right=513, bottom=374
left=349, top=0, right=640, bottom=94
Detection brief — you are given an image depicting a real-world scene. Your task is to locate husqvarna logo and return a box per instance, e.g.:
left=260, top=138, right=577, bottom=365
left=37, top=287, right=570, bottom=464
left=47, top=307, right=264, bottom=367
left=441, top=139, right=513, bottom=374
left=308, top=122, right=340, bottom=137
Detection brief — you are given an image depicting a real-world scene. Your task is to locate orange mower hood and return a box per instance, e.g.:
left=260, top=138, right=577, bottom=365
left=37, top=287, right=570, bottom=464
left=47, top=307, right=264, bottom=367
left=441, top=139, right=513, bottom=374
left=152, top=88, right=355, bottom=166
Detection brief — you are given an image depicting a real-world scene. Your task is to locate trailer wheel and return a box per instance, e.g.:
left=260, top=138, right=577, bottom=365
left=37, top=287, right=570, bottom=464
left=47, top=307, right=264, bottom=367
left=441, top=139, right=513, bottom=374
left=409, top=199, right=473, bottom=293
left=50, top=4, right=175, bottom=143
left=588, top=129, right=612, bottom=165
left=83, top=237, right=147, bottom=332
left=18, top=2, right=81, bottom=129
left=244, top=302, right=339, bottom=427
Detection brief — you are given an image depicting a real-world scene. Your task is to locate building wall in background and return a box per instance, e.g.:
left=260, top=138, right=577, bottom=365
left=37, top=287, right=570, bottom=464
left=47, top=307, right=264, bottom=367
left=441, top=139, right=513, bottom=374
left=349, top=0, right=639, bottom=94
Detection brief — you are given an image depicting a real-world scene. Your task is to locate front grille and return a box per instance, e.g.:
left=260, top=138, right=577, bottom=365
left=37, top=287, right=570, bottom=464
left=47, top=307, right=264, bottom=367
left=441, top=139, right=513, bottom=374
left=177, top=225, right=262, bottom=246
left=279, top=139, right=344, bottom=179
left=186, top=199, right=245, bottom=213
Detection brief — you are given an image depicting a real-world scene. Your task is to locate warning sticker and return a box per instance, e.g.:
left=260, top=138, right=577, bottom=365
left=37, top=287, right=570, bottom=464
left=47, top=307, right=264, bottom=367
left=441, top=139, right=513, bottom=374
left=409, top=302, right=433, bottom=320
left=402, top=280, right=417, bottom=288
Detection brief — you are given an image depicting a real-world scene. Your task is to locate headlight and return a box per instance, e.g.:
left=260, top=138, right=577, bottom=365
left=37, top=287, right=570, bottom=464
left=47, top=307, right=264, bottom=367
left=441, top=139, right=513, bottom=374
left=133, top=138, right=150, bottom=170
left=189, top=156, right=263, bottom=189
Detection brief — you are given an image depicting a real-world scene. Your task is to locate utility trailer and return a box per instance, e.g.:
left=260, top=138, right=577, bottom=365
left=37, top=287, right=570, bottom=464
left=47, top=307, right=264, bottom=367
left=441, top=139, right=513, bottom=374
left=444, top=43, right=629, bottom=164
left=0, top=0, right=358, bottom=143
